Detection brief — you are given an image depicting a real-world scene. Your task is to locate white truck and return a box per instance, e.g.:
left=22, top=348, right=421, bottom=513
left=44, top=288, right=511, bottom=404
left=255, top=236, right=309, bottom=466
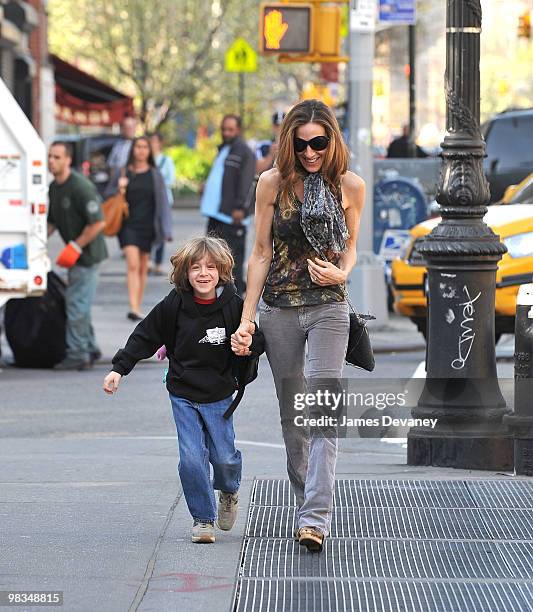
left=0, top=78, right=49, bottom=309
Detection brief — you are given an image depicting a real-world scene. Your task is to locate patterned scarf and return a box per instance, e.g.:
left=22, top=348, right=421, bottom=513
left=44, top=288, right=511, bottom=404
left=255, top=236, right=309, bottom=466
left=300, top=172, right=349, bottom=259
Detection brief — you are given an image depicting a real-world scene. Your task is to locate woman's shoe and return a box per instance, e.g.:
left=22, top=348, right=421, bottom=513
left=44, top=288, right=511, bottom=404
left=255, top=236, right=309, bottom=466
left=127, top=311, right=144, bottom=321
left=297, top=527, right=324, bottom=553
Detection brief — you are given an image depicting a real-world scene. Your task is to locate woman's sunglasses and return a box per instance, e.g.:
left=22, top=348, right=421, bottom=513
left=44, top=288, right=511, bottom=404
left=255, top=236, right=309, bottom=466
left=294, top=136, right=330, bottom=153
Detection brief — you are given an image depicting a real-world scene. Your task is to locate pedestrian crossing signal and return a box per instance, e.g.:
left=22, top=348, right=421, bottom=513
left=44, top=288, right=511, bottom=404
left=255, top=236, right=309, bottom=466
left=518, top=11, right=531, bottom=39
left=259, top=3, right=313, bottom=54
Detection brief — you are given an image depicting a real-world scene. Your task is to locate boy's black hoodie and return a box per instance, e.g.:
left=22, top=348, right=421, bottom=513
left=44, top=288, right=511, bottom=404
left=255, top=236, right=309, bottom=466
left=112, top=283, right=264, bottom=405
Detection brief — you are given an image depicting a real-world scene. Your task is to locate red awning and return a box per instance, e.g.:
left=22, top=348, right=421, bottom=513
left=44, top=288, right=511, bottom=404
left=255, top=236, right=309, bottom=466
left=52, top=54, right=134, bottom=127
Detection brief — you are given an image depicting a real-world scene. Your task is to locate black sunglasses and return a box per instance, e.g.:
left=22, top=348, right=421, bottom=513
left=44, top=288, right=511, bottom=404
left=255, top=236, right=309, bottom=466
left=294, top=135, right=330, bottom=153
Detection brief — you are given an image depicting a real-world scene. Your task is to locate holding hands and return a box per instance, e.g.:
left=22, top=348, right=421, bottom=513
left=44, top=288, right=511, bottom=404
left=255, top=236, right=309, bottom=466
left=307, top=257, right=347, bottom=286
left=231, top=319, right=255, bottom=356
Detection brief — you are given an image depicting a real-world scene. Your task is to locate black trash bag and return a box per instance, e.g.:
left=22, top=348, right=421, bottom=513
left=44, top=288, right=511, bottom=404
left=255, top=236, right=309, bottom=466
left=5, top=271, right=67, bottom=368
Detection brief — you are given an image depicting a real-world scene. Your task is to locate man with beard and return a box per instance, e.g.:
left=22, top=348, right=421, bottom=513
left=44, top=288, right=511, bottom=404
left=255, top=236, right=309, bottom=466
left=200, top=115, right=255, bottom=295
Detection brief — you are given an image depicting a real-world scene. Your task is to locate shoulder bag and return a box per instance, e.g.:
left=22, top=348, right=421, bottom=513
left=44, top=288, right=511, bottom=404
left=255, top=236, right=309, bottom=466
left=102, top=168, right=129, bottom=236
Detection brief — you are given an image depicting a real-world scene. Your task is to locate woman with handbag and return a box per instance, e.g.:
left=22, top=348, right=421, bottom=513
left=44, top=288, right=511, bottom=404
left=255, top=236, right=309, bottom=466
left=230, top=100, right=365, bottom=553
left=106, top=136, right=173, bottom=320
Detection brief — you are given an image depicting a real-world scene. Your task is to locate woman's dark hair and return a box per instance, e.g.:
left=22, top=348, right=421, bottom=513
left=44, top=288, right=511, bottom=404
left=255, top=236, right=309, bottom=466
left=126, top=136, right=155, bottom=168
left=276, top=99, right=349, bottom=214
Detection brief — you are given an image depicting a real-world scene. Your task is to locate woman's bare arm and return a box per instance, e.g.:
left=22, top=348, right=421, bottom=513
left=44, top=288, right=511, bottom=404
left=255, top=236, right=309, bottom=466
left=240, top=169, right=279, bottom=323
left=337, top=171, right=365, bottom=276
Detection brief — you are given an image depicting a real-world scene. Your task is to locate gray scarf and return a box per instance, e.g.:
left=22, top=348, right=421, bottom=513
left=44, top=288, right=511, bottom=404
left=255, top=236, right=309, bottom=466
left=300, top=172, right=349, bottom=259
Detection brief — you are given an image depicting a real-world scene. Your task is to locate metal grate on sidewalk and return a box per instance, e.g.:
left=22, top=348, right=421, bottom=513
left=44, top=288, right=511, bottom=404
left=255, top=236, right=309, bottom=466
left=233, top=479, right=533, bottom=612
left=240, top=539, right=533, bottom=580
left=246, top=506, right=497, bottom=540
left=234, top=579, right=532, bottom=612
left=250, top=478, right=477, bottom=509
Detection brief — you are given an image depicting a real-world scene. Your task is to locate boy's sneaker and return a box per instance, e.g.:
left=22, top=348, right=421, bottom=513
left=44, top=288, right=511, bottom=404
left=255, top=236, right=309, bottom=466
left=192, top=520, right=215, bottom=543
left=216, top=491, right=239, bottom=531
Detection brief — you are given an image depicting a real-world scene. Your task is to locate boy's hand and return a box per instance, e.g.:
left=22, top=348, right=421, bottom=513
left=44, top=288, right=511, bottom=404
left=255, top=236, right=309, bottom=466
left=231, top=331, right=252, bottom=356
left=155, top=345, right=167, bottom=360
left=103, top=371, right=122, bottom=395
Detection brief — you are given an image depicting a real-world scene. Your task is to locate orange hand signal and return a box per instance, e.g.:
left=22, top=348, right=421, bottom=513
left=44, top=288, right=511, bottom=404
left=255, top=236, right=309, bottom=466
left=264, top=10, right=289, bottom=49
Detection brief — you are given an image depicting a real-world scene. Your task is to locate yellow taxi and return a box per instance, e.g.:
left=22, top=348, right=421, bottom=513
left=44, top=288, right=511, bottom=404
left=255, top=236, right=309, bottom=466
left=391, top=182, right=533, bottom=341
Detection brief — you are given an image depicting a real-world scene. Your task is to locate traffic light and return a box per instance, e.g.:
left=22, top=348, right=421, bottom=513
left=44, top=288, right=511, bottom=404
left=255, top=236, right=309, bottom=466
left=259, top=3, right=313, bottom=54
left=518, top=11, right=531, bottom=38
left=259, top=2, right=346, bottom=63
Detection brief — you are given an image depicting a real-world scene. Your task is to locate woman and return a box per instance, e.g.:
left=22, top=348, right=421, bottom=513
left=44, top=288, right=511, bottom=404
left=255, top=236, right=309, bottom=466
left=108, top=136, right=172, bottom=320
left=231, top=100, right=364, bottom=552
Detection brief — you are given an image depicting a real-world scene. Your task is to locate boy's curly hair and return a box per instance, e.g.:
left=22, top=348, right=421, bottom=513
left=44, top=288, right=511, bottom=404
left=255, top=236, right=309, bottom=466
left=170, top=236, right=234, bottom=291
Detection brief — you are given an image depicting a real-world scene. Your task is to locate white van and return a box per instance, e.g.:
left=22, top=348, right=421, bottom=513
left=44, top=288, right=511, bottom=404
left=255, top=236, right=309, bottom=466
left=0, top=78, right=49, bottom=309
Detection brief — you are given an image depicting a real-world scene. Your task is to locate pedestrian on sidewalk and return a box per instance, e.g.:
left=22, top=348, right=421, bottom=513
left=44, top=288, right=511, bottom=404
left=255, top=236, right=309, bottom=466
left=103, top=236, right=265, bottom=544
left=106, top=136, right=173, bottom=321
left=47, top=141, right=108, bottom=371
left=231, top=100, right=365, bottom=553
left=200, top=114, right=255, bottom=296
left=106, top=115, right=136, bottom=184
left=255, top=110, right=285, bottom=176
left=149, top=132, right=176, bottom=276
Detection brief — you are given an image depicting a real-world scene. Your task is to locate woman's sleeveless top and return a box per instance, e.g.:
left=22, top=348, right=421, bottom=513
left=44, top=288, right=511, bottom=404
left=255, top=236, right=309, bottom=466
left=262, top=193, right=346, bottom=307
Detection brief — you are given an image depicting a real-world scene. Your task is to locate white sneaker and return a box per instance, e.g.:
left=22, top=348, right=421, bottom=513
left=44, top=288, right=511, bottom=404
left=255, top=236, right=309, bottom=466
left=191, top=520, right=215, bottom=543
left=216, top=491, right=239, bottom=531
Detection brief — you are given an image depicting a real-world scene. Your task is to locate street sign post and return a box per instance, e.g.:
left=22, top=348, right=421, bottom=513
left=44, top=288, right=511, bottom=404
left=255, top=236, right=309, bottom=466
left=225, top=38, right=257, bottom=128
left=378, top=0, right=416, bottom=25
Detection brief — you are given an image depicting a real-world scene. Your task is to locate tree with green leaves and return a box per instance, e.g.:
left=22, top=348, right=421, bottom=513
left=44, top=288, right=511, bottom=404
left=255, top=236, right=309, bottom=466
left=48, top=0, right=316, bottom=133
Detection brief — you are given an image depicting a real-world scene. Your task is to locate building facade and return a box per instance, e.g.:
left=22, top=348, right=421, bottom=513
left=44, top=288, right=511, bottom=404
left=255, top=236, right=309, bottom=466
left=0, top=0, right=54, bottom=140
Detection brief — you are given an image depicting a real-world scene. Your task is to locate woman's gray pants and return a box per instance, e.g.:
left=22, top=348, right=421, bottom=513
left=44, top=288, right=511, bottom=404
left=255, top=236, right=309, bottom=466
left=259, top=300, right=349, bottom=536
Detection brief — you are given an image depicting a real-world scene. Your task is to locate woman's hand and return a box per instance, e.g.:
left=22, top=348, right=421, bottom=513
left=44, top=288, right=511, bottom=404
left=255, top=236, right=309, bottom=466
left=118, top=176, right=129, bottom=190
left=231, top=320, right=255, bottom=356
left=231, top=330, right=252, bottom=356
left=307, top=257, right=347, bottom=286
left=103, top=371, right=122, bottom=395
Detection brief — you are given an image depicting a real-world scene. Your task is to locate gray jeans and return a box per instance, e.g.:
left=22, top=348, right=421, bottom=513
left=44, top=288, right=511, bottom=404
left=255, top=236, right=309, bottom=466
left=65, top=264, right=100, bottom=361
left=259, top=300, right=349, bottom=535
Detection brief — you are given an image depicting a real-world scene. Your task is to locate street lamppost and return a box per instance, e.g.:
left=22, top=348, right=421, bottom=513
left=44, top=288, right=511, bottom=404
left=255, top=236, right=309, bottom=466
left=407, top=0, right=513, bottom=470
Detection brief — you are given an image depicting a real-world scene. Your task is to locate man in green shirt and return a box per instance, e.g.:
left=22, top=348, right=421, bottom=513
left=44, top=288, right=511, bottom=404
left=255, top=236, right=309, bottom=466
left=47, top=141, right=108, bottom=370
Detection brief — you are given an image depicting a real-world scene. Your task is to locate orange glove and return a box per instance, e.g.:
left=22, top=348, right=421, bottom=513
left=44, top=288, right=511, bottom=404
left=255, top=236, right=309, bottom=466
left=56, top=241, right=82, bottom=268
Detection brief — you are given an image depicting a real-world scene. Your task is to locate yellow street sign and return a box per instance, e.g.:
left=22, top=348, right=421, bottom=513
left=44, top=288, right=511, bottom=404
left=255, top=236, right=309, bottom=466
left=225, top=38, right=258, bottom=73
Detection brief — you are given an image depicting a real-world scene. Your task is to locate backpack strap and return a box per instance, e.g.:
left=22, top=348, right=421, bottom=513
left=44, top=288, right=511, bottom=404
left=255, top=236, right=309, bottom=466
left=162, top=289, right=182, bottom=356
left=221, top=293, right=254, bottom=420
left=224, top=388, right=244, bottom=420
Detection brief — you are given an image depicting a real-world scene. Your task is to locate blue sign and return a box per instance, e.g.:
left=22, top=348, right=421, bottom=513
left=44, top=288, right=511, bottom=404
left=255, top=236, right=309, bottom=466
left=379, top=0, right=416, bottom=25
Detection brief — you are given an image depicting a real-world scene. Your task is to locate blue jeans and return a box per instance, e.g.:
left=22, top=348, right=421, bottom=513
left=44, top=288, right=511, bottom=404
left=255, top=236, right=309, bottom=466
left=65, top=264, right=100, bottom=361
left=170, top=394, right=242, bottom=523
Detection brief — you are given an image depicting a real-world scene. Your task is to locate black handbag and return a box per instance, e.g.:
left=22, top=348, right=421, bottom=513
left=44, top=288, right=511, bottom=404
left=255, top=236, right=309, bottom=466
left=345, top=309, right=376, bottom=371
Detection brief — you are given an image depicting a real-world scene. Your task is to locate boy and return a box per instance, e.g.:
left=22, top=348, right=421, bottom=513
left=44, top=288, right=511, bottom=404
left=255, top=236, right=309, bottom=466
left=103, top=237, right=263, bottom=543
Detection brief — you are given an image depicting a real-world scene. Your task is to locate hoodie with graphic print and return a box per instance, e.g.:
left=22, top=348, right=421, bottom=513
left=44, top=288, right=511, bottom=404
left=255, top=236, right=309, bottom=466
left=111, top=283, right=263, bottom=403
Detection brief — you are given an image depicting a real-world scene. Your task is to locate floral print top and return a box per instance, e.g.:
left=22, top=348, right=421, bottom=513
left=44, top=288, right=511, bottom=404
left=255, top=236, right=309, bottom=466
left=262, top=193, right=346, bottom=307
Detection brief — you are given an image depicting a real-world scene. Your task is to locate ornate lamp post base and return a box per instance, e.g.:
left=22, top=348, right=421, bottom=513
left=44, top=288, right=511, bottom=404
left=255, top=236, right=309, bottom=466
left=407, top=0, right=513, bottom=470
left=408, top=437, right=513, bottom=471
